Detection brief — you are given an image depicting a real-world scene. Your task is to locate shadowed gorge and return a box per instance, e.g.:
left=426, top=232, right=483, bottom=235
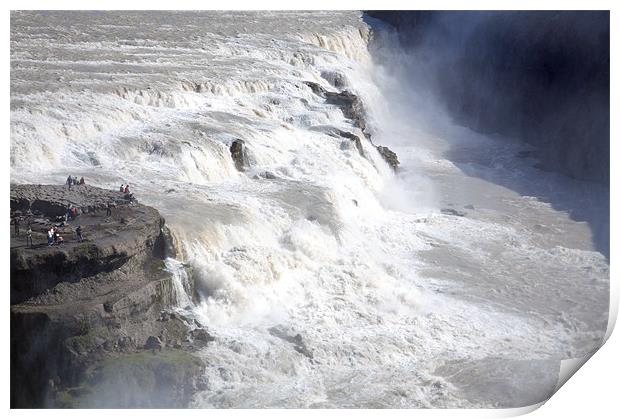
left=10, top=11, right=609, bottom=408
left=366, top=11, right=610, bottom=185
left=365, top=11, right=610, bottom=258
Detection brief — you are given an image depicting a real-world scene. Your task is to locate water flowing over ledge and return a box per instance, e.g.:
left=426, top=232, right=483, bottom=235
left=10, top=11, right=609, bottom=408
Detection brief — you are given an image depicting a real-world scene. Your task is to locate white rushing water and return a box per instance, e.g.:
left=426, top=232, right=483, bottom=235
left=10, top=11, right=609, bottom=408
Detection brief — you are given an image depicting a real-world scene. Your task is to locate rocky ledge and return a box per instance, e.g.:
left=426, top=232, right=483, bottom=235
left=304, top=80, right=400, bottom=171
left=224, top=82, right=400, bottom=174
left=10, top=184, right=210, bottom=408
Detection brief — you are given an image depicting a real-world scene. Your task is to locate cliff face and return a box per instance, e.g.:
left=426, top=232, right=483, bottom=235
left=10, top=184, right=208, bottom=408
left=366, top=11, right=610, bottom=184
left=11, top=185, right=168, bottom=304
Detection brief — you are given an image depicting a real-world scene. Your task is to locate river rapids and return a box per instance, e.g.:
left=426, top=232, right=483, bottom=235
left=10, top=11, right=609, bottom=408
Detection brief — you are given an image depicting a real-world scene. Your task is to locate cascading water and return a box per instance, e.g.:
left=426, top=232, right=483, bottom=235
left=10, top=11, right=609, bottom=408
left=164, top=258, right=194, bottom=309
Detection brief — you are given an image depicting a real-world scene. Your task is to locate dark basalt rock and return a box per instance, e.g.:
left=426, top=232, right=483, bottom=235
left=336, top=130, right=365, bottom=157
left=189, top=328, right=215, bottom=345
left=325, top=90, right=368, bottom=132
left=10, top=185, right=167, bottom=305
left=145, top=335, right=163, bottom=352
left=230, top=138, right=249, bottom=172
left=11, top=184, right=135, bottom=216
left=304, top=81, right=328, bottom=97
left=304, top=81, right=369, bottom=133
left=10, top=184, right=200, bottom=408
left=376, top=145, right=400, bottom=170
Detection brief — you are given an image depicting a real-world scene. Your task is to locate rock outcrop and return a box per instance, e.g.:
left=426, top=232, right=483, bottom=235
left=304, top=81, right=368, bottom=133
left=11, top=185, right=165, bottom=304
left=336, top=129, right=366, bottom=157
left=305, top=81, right=400, bottom=170
left=10, top=184, right=207, bottom=408
left=52, top=349, right=208, bottom=408
left=376, top=145, right=400, bottom=170
left=325, top=90, right=368, bottom=133
left=230, top=139, right=249, bottom=172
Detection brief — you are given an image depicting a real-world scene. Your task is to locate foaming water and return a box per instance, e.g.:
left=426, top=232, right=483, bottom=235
left=11, top=11, right=609, bottom=408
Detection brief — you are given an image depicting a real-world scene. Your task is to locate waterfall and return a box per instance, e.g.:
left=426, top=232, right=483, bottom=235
left=164, top=258, right=193, bottom=309
left=10, top=10, right=609, bottom=408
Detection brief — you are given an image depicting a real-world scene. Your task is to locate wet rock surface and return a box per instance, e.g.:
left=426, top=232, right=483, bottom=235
left=337, top=130, right=366, bottom=157
left=306, top=80, right=368, bottom=133
left=376, top=145, right=400, bottom=170
left=325, top=90, right=368, bottom=132
left=305, top=82, right=401, bottom=168
left=230, top=138, right=249, bottom=171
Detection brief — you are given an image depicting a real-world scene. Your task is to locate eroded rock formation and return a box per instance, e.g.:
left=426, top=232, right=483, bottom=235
left=10, top=184, right=208, bottom=408
left=230, top=139, right=249, bottom=172
left=304, top=81, right=400, bottom=171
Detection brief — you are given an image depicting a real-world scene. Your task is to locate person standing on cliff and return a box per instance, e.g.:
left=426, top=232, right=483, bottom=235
left=52, top=226, right=60, bottom=245
left=76, top=225, right=83, bottom=243
left=106, top=202, right=112, bottom=217
left=66, top=175, right=72, bottom=189
left=26, top=225, right=32, bottom=248
left=47, top=228, right=54, bottom=246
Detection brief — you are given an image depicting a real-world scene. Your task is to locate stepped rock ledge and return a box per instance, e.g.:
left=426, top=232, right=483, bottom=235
left=10, top=183, right=210, bottom=408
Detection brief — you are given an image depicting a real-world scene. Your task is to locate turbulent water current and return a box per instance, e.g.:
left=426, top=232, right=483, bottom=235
left=10, top=11, right=610, bottom=408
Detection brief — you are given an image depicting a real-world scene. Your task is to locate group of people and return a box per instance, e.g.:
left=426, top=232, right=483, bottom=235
left=66, top=175, right=85, bottom=189
left=12, top=179, right=137, bottom=250
left=46, top=225, right=84, bottom=247
left=11, top=212, right=86, bottom=248
left=47, top=226, right=64, bottom=246
left=65, top=205, right=79, bottom=222
left=119, top=184, right=136, bottom=202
